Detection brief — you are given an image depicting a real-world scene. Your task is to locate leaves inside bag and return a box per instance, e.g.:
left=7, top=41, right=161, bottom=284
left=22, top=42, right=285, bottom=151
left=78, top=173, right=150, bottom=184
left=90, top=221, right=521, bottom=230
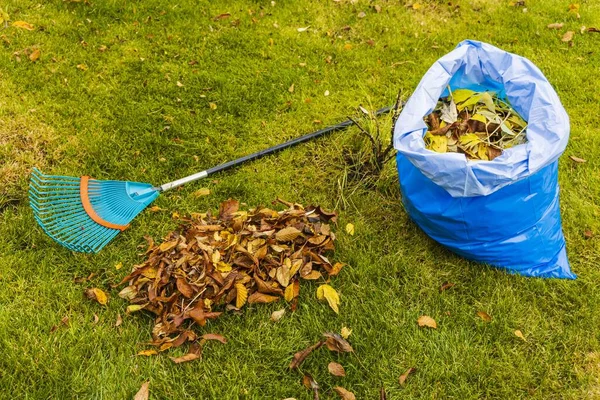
left=423, top=88, right=528, bottom=161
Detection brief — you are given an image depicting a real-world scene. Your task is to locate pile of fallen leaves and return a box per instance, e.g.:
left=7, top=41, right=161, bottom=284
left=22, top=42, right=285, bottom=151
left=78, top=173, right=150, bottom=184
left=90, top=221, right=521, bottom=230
left=424, top=88, right=528, bottom=161
left=116, top=198, right=345, bottom=362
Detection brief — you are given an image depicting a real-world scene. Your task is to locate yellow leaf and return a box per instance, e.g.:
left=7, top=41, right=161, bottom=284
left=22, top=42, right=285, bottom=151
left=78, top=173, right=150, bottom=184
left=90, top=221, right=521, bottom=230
left=176, top=81, right=184, bottom=87
left=211, top=250, right=221, bottom=264
left=451, top=88, right=476, bottom=104
left=459, top=133, right=481, bottom=150
left=159, top=240, right=177, bottom=252
left=0, top=8, right=10, bottom=25
left=341, top=326, right=352, bottom=339
left=12, top=21, right=34, bottom=30
left=343, top=43, right=352, bottom=50
left=86, top=288, right=108, bottom=305
left=149, top=205, right=163, bottom=212
left=426, top=133, right=448, bottom=153
left=171, top=211, right=180, bottom=219
left=470, top=113, right=487, bottom=123
left=568, top=3, right=580, bottom=14
left=77, top=64, right=88, bottom=71
left=417, top=315, right=437, bottom=329
left=209, top=102, right=217, bottom=110
left=562, top=31, right=574, bottom=42
left=126, top=304, right=146, bottom=314
left=514, top=329, right=527, bottom=341
left=412, top=3, right=421, bottom=9
left=193, top=188, right=210, bottom=197
left=477, top=143, right=489, bottom=161
left=216, top=261, right=231, bottom=273
left=235, top=283, right=248, bottom=308
left=288, top=83, right=294, bottom=93
left=29, top=49, right=41, bottom=62
left=115, top=262, right=122, bottom=270
left=137, top=349, right=158, bottom=356
left=284, top=284, right=294, bottom=302
left=317, top=284, right=340, bottom=314
left=345, top=223, right=355, bottom=236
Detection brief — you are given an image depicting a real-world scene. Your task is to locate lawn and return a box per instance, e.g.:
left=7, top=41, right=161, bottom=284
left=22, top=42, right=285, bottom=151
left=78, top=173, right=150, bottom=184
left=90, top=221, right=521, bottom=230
left=1, top=0, right=600, bottom=398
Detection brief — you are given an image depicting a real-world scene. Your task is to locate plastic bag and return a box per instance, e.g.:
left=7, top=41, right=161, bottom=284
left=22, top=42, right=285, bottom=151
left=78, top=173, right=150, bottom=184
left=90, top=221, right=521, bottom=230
left=393, top=40, right=574, bottom=279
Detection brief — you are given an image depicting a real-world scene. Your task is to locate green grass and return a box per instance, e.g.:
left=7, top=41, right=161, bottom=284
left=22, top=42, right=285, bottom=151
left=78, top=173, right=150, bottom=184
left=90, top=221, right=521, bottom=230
left=1, top=0, right=600, bottom=398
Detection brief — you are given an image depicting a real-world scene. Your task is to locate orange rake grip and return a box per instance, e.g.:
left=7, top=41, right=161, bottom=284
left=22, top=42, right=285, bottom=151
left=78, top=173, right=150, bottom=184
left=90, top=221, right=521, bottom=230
left=80, top=176, right=130, bottom=231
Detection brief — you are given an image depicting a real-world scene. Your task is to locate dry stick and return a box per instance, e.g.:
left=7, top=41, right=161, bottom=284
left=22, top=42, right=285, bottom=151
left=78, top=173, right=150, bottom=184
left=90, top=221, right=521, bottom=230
left=347, top=116, right=378, bottom=158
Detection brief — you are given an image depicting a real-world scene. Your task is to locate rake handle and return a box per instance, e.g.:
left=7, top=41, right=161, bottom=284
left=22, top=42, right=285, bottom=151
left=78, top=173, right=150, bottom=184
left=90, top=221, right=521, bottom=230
left=159, top=105, right=393, bottom=192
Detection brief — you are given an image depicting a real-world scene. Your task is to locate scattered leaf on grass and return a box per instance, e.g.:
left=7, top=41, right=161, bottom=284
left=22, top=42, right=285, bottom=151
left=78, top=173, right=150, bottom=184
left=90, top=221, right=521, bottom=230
left=85, top=288, right=108, bottom=305
left=588, top=27, right=600, bottom=33
left=115, top=262, right=122, bottom=270
left=115, top=313, right=123, bottom=327
left=149, top=206, right=162, bottom=212
left=134, top=382, right=149, bottom=400
left=440, top=281, right=455, bottom=292
left=12, top=21, right=34, bottom=30
left=288, top=83, right=295, bottom=93
left=328, top=362, right=346, bottom=377
left=29, top=49, right=40, bottom=62
left=270, top=308, right=285, bottom=322
left=202, top=333, right=227, bottom=344
left=209, top=102, right=217, bottom=110
left=297, top=26, right=310, bottom=32
left=477, top=311, right=492, bottom=322
left=290, top=341, right=325, bottom=369
left=399, top=367, right=416, bottom=385
left=547, top=22, right=564, bottom=29
left=248, top=292, right=279, bottom=304
left=514, top=330, right=526, bottom=341
left=417, top=315, right=437, bottom=329
left=302, top=374, right=319, bottom=398
left=341, top=326, right=352, bottom=339
left=213, top=13, right=231, bottom=20
left=584, top=229, right=593, bottom=239
left=345, top=223, right=355, bottom=236
left=357, top=11, right=366, bottom=18
left=380, top=387, right=387, bottom=400
left=562, top=31, right=574, bottom=42
left=317, top=284, right=340, bottom=314
left=323, top=332, right=353, bottom=353
left=569, top=155, right=586, bottom=163
left=169, top=352, right=201, bottom=364
left=193, top=188, right=210, bottom=197
left=334, top=386, right=356, bottom=400
left=137, top=349, right=158, bottom=356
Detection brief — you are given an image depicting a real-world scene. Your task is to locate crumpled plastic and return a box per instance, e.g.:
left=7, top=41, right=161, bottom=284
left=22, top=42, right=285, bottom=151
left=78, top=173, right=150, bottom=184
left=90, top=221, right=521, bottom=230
left=393, top=40, right=574, bottom=279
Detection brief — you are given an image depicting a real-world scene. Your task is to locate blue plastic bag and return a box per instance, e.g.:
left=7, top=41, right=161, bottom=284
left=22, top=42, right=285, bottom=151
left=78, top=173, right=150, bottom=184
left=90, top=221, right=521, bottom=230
left=393, top=40, right=575, bottom=279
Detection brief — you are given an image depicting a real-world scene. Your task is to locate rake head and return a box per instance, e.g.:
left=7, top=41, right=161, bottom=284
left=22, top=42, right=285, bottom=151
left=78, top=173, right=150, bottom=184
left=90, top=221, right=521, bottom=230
left=29, top=168, right=160, bottom=253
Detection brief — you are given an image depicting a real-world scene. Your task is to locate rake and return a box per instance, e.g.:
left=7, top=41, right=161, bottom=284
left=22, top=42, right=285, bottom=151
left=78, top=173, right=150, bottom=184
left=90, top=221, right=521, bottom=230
left=30, top=106, right=392, bottom=253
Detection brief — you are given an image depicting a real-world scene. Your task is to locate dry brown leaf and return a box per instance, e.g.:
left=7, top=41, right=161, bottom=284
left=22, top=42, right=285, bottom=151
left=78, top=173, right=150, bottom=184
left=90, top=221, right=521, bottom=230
left=399, top=367, right=416, bottom=385
left=440, top=281, right=455, bottom=292
left=562, top=31, right=574, bottom=42
left=176, top=278, right=194, bottom=299
left=276, top=226, right=302, bottom=242
left=417, top=315, right=437, bottom=329
left=248, top=292, right=279, bottom=304
left=584, top=229, right=593, bottom=239
left=323, top=332, right=353, bottom=353
left=134, top=382, right=149, bottom=400
left=213, top=13, right=231, bottom=20
left=169, top=352, right=201, bottom=364
left=202, top=333, right=227, bottom=344
left=302, top=374, right=320, bottom=398
left=270, top=308, right=285, bottom=322
left=85, top=288, right=108, bottom=305
left=334, top=386, right=355, bottom=400
left=588, top=27, right=600, bottom=33
left=219, top=198, right=239, bottom=220
left=477, top=311, right=492, bottom=322
left=290, top=341, right=324, bottom=369
left=115, top=313, right=123, bottom=327
left=380, top=387, right=387, bottom=400
left=328, top=361, right=346, bottom=377
left=569, top=155, right=586, bottom=163
left=547, top=22, right=564, bottom=29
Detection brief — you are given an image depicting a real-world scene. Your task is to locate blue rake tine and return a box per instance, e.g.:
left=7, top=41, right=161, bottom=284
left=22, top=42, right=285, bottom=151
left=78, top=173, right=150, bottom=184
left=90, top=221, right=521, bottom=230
left=29, top=168, right=160, bottom=253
